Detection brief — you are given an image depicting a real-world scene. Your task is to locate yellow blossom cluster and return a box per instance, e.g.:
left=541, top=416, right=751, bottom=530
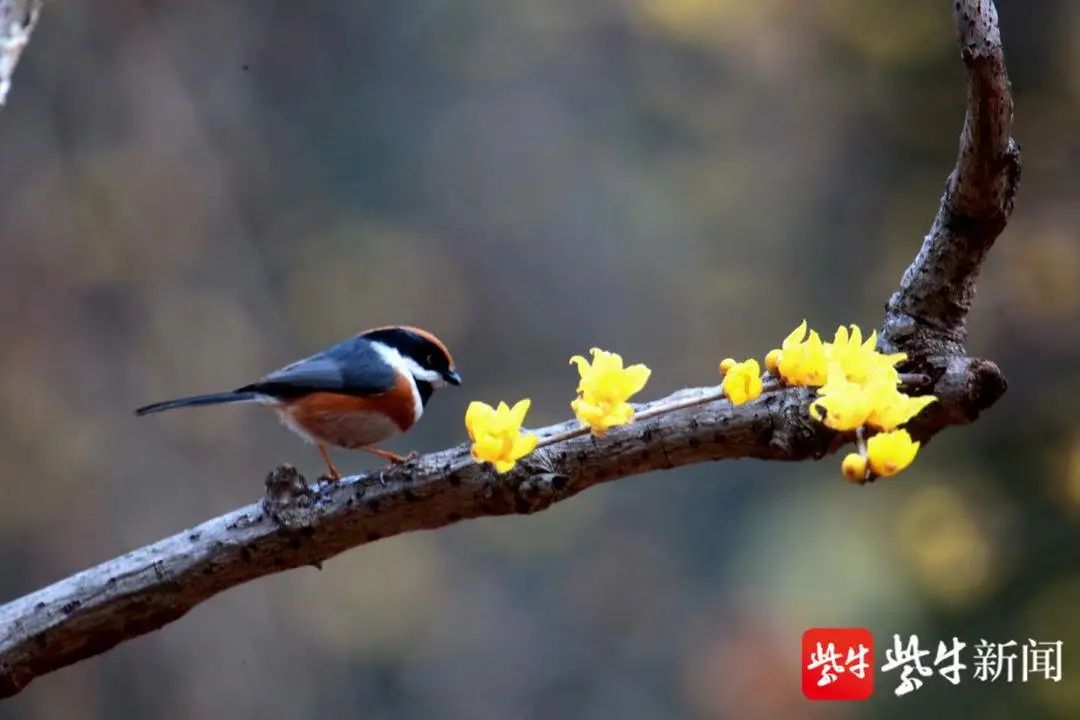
left=767, top=320, right=936, bottom=481
left=463, top=321, right=935, bottom=482
left=465, top=347, right=652, bottom=474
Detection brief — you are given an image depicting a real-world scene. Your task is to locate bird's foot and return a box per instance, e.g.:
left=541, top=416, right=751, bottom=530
left=317, top=444, right=342, bottom=482
left=360, top=446, right=408, bottom=464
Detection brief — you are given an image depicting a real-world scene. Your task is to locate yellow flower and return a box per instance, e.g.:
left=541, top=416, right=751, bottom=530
left=842, top=453, right=868, bottom=483
left=774, top=320, right=828, bottom=386
left=810, top=362, right=875, bottom=430
left=772, top=320, right=936, bottom=479
left=826, top=325, right=897, bottom=383
left=570, top=348, right=651, bottom=434
left=867, top=429, right=920, bottom=477
left=721, top=358, right=763, bottom=405
left=865, top=382, right=937, bottom=431
left=464, top=399, right=539, bottom=473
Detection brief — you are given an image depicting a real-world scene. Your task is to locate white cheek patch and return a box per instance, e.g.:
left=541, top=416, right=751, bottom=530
left=369, top=340, right=445, bottom=386
left=370, top=341, right=427, bottom=419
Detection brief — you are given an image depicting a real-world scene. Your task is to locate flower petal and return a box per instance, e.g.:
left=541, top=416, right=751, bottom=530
left=592, top=349, right=622, bottom=374
left=620, top=364, right=651, bottom=396
left=464, top=401, right=495, bottom=437
left=783, top=319, right=808, bottom=348
left=867, top=429, right=920, bottom=477
left=569, top=355, right=589, bottom=378
left=512, top=432, right=539, bottom=458
left=849, top=324, right=862, bottom=348
left=833, top=325, right=849, bottom=346
left=509, top=398, right=531, bottom=427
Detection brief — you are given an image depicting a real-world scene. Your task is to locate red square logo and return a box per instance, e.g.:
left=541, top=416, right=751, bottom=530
left=802, top=628, right=875, bottom=700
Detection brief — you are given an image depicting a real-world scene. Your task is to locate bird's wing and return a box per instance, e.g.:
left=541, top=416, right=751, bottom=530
left=243, top=337, right=398, bottom=398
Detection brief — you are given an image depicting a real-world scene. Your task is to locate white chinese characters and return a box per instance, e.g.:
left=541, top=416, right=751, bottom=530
left=807, top=641, right=871, bottom=687
left=880, top=634, right=1062, bottom=696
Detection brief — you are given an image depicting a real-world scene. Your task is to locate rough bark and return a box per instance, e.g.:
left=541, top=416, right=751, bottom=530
left=0, top=0, right=1019, bottom=699
left=882, top=0, right=1021, bottom=357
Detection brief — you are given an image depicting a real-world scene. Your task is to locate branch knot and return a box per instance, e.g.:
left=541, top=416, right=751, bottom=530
left=263, top=465, right=317, bottom=530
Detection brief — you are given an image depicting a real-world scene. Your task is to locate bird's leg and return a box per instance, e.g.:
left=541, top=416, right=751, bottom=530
left=360, top=446, right=407, bottom=464
left=317, top=444, right=341, bottom=482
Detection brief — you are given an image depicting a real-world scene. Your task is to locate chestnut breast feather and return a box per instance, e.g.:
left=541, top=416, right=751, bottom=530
left=279, top=373, right=419, bottom=449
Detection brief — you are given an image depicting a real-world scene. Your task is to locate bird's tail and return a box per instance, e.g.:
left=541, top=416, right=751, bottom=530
left=134, top=390, right=262, bottom=417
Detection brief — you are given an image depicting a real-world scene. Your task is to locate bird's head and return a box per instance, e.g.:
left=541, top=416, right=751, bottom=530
left=362, top=326, right=462, bottom=390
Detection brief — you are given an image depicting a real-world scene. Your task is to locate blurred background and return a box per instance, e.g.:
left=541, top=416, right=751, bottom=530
left=0, top=0, right=1077, bottom=717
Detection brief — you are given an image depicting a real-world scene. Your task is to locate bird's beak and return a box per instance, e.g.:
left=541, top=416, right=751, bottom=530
left=446, top=370, right=462, bottom=386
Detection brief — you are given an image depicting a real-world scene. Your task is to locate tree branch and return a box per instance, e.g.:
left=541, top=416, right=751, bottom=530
left=0, top=0, right=1019, bottom=699
left=882, top=0, right=1020, bottom=357
left=0, top=0, right=45, bottom=106
left=0, top=358, right=1003, bottom=698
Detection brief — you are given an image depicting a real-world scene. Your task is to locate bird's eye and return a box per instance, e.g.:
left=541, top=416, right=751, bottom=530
left=426, top=353, right=437, bottom=367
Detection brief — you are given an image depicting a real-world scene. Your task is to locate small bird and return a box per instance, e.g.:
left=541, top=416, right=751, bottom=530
left=135, top=326, right=461, bottom=480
